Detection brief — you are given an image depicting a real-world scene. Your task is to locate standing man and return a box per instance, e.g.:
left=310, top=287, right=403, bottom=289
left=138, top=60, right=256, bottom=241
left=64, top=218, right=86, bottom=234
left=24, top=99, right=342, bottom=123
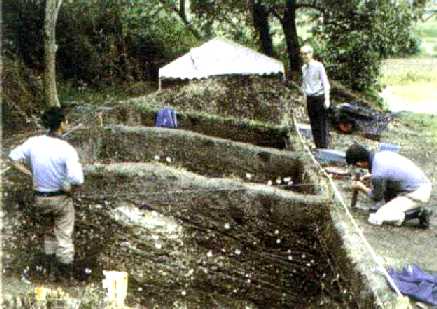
left=9, top=107, right=84, bottom=282
left=346, top=143, right=432, bottom=227
left=301, top=44, right=331, bottom=149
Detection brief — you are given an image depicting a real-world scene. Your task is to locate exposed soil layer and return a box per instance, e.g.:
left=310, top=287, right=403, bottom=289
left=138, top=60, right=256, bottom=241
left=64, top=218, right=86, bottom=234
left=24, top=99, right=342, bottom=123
left=97, top=103, right=293, bottom=150
left=1, top=78, right=401, bottom=307
left=68, top=126, right=315, bottom=194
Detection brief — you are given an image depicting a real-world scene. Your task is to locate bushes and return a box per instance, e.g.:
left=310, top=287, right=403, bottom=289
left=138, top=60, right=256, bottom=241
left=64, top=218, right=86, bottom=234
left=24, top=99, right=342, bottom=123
left=3, top=0, right=198, bottom=87
left=313, top=0, right=421, bottom=92
left=2, top=55, right=44, bottom=134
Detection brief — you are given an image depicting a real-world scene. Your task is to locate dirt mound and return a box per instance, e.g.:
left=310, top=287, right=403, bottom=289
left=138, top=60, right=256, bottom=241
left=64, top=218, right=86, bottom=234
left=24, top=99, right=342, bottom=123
left=137, top=76, right=304, bottom=124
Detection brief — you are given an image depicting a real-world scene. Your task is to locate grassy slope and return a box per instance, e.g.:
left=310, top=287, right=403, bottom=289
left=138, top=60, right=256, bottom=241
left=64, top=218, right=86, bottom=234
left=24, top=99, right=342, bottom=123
left=380, top=17, right=437, bottom=104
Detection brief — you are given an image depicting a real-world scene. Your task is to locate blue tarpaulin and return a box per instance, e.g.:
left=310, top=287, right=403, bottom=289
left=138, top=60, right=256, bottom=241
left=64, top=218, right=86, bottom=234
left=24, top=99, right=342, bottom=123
left=388, top=264, right=437, bottom=305
left=155, top=107, right=178, bottom=128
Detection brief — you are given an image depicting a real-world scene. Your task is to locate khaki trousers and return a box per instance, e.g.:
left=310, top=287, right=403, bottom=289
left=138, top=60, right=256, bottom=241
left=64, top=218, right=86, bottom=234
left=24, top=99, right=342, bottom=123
left=34, top=195, right=75, bottom=264
left=369, top=183, right=432, bottom=225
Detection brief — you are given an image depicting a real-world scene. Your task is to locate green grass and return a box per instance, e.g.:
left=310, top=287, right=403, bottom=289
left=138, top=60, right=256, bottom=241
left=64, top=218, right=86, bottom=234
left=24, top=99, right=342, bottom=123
left=381, top=58, right=437, bottom=83
left=388, top=82, right=437, bottom=103
left=380, top=16, right=437, bottom=104
left=380, top=58, right=437, bottom=104
left=415, top=17, right=437, bottom=38
left=414, top=17, right=437, bottom=57
left=397, top=113, right=437, bottom=144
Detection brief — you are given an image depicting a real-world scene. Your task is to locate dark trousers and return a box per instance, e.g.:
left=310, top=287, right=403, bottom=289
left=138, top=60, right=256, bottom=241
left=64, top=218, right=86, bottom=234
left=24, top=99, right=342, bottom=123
left=307, top=95, right=329, bottom=148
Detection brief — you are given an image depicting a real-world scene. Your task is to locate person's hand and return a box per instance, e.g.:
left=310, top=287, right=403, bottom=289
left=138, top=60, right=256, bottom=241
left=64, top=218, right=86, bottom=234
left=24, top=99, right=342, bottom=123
left=62, top=181, right=72, bottom=193
left=351, top=181, right=368, bottom=192
left=360, top=173, right=372, bottom=186
left=324, top=98, right=330, bottom=109
left=360, top=173, right=371, bottom=182
left=10, top=161, right=32, bottom=177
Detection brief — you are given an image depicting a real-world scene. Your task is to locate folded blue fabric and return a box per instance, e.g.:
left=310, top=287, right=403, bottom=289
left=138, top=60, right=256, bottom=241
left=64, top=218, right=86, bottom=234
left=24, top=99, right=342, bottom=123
left=388, top=264, right=437, bottom=305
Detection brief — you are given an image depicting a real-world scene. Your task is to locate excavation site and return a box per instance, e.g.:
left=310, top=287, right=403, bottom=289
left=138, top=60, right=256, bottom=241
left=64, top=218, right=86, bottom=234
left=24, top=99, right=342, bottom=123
left=1, top=78, right=400, bottom=308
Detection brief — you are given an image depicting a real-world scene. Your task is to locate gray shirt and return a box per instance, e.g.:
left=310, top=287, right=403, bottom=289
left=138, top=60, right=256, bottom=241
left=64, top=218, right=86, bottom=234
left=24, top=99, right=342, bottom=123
left=301, top=59, right=330, bottom=97
left=369, top=151, right=431, bottom=201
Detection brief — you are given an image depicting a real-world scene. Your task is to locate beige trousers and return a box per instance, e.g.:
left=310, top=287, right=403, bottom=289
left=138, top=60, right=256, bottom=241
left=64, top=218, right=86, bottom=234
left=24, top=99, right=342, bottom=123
left=34, top=195, right=75, bottom=264
left=368, top=183, right=432, bottom=226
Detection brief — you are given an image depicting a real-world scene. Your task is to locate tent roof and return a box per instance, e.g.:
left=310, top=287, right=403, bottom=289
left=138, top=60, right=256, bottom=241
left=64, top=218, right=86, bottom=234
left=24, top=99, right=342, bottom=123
left=159, top=37, right=285, bottom=80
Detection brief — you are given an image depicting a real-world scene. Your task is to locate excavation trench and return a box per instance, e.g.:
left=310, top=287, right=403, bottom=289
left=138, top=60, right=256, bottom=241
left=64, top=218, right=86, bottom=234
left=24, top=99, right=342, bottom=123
left=73, top=103, right=292, bottom=149
left=80, top=163, right=341, bottom=307
left=68, top=126, right=314, bottom=193
left=2, top=111, right=396, bottom=307
left=3, top=162, right=354, bottom=308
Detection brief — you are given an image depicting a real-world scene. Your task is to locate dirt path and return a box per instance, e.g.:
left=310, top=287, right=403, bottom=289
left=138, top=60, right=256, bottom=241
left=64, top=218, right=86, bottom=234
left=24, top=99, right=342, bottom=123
left=380, top=58, right=437, bottom=115
left=381, top=87, right=437, bottom=114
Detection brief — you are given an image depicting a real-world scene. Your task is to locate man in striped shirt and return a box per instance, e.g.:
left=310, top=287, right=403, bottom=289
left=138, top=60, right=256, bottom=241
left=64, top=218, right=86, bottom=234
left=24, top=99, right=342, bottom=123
left=9, top=107, right=84, bottom=282
left=301, top=44, right=331, bottom=149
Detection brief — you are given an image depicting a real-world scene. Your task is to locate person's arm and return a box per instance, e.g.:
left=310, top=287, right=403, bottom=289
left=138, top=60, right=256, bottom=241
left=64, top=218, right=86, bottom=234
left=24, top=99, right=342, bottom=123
left=9, top=160, right=32, bottom=176
left=320, top=64, right=330, bottom=109
left=8, top=140, right=32, bottom=177
left=351, top=176, right=387, bottom=206
left=301, top=66, right=307, bottom=108
left=368, top=177, right=386, bottom=202
left=351, top=180, right=371, bottom=195
left=64, top=148, right=84, bottom=192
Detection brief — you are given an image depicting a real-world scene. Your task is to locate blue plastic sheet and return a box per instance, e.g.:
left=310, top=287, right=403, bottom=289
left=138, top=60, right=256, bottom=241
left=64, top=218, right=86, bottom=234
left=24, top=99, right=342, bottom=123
left=388, top=264, right=437, bottom=305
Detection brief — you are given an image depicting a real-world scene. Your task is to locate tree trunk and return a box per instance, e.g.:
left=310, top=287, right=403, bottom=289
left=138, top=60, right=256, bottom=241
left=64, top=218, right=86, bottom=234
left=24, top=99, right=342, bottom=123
left=43, top=0, right=63, bottom=108
left=281, top=0, right=301, bottom=81
left=251, top=0, right=273, bottom=57
left=159, top=0, right=202, bottom=40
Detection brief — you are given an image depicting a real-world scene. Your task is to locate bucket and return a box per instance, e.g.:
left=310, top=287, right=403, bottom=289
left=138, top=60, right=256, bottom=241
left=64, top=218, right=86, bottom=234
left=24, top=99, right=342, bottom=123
left=296, top=123, right=313, bottom=140
left=378, top=143, right=400, bottom=153
left=102, top=271, right=128, bottom=308
left=315, top=149, right=346, bottom=163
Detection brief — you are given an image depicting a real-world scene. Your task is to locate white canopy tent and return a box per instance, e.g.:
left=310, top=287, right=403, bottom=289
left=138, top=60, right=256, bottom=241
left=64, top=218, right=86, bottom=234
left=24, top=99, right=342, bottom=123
left=158, top=37, right=285, bottom=89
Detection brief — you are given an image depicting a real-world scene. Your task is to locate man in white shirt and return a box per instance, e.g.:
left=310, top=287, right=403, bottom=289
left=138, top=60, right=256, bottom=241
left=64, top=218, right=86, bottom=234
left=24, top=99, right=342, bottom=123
left=301, top=45, right=331, bottom=148
left=9, top=107, right=84, bottom=283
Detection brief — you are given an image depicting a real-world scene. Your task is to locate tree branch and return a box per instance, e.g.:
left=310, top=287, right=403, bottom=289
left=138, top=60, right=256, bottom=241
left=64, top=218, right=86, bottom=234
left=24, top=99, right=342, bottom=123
left=158, top=0, right=202, bottom=40
left=271, top=8, right=284, bottom=23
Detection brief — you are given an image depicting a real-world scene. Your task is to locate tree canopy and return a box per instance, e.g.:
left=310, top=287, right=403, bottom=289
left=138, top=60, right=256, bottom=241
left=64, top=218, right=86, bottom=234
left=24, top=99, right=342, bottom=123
left=3, top=0, right=426, bottom=92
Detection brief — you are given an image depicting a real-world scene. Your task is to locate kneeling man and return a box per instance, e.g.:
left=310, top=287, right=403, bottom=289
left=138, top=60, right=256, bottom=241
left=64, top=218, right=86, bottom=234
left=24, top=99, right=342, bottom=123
left=346, top=143, right=432, bottom=227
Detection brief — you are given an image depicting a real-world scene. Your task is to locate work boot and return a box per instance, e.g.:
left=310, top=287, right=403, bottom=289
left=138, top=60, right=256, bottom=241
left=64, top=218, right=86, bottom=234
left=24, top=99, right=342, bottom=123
left=56, top=262, right=75, bottom=285
left=418, top=209, right=433, bottom=229
left=34, top=253, right=56, bottom=282
left=45, top=254, right=57, bottom=283
left=404, top=208, right=433, bottom=229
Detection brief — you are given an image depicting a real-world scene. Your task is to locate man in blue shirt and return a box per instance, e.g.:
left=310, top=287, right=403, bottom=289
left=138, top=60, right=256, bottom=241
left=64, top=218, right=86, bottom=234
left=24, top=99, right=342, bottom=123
left=346, top=143, right=432, bottom=227
left=9, top=107, right=84, bottom=282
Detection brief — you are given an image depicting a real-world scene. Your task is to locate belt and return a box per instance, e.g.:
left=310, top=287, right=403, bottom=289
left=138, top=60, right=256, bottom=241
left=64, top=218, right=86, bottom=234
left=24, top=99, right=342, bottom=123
left=34, top=191, right=66, bottom=197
